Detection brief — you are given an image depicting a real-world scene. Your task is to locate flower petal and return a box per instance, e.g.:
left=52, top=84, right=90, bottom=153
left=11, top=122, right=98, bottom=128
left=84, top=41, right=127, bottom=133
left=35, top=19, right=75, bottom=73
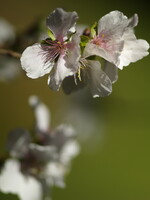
left=62, top=75, right=86, bottom=95
left=48, top=34, right=80, bottom=91
left=48, top=55, right=72, bottom=91
left=84, top=11, right=128, bottom=63
left=83, top=41, right=124, bottom=64
left=49, top=124, right=76, bottom=150
left=60, top=140, right=80, bottom=165
left=103, top=61, right=118, bottom=83
left=29, top=143, right=57, bottom=162
left=29, top=95, right=51, bottom=133
left=44, top=162, right=66, bottom=188
left=20, top=43, right=54, bottom=79
left=0, top=159, right=43, bottom=200
left=118, top=32, right=149, bottom=69
left=6, top=128, right=31, bottom=158
left=85, top=60, right=112, bottom=98
left=98, top=11, right=128, bottom=35
left=46, top=8, right=78, bottom=40
left=64, top=34, right=80, bottom=71
left=127, top=14, right=138, bottom=28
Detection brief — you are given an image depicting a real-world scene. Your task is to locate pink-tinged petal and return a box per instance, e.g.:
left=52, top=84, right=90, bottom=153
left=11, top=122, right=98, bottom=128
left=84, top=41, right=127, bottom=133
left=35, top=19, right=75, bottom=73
left=85, top=60, right=112, bottom=98
left=84, top=11, right=129, bottom=63
left=117, top=32, right=149, bottom=69
left=103, top=61, right=118, bottom=83
left=46, top=8, right=78, bottom=40
left=83, top=41, right=124, bottom=64
left=98, top=11, right=128, bottom=36
left=20, top=44, right=54, bottom=79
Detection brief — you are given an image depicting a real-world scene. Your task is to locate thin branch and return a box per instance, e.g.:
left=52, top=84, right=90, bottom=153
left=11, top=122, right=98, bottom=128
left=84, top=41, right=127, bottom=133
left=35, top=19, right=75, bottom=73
left=0, top=48, right=21, bottom=59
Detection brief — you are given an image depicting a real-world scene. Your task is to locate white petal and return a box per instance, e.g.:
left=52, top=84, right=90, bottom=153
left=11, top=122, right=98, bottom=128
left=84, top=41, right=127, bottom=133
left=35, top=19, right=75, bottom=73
left=46, top=8, right=78, bottom=40
left=29, top=95, right=51, bottom=132
left=127, top=14, right=138, bottom=28
left=118, top=36, right=149, bottom=69
left=44, top=162, right=66, bottom=188
left=85, top=60, right=112, bottom=98
left=83, top=36, right=124, bottom=64
left=0, top=159, right=42, bottom=200
left=60, top=140, right=80, bottom=165
left=103, top=61, right=118, bottom=83
left=20, top=44, right=54, bottom=79
left=48, top=54, right=76, bottom=91
left=98, top=11, right=128, bottom=35
left=83, top=11, right=128, bottom=63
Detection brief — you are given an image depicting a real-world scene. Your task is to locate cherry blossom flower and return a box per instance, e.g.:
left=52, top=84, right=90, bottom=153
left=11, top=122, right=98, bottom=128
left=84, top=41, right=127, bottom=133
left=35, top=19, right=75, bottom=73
left=4, top=95, right=80, bottom=199
left=20, top=8, right=80, bottom=90
left=84, top=11, right=149, bottom=69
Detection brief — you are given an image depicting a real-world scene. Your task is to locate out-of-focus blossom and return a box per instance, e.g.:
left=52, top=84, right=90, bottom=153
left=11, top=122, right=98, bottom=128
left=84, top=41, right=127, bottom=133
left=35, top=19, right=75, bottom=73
left=0, top=55, right=21, bottom=82
left=29, top=95, right=50, bottom=133
left=83, top=11, right=149, bottom=69
left=0, top=159, right=42, bottom=200
left=1, top=95, right=80, bottom=200
left=0, top=18, right=15, bottom=47
left=0, top=18, right=21, bottom=82
left=21, top=8, right=80, bottom=91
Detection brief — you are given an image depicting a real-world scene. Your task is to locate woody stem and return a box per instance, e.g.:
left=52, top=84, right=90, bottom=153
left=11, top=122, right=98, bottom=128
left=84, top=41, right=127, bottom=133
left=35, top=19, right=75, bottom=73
left=0, top=48, right=21, bottom=59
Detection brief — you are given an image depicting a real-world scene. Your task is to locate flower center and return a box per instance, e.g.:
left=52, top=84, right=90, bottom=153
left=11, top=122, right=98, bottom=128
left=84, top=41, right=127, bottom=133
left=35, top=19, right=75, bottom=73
left=92, top=33, right=111, bottom=50
left=40, top=39, right=65, bottom=64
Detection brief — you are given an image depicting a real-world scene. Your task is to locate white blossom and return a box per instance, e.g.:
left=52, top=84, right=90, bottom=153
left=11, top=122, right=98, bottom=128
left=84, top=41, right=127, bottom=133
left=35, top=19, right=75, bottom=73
left=84, top=11, right=149, bottom=69
left=21, top=8, right=80, bottom=90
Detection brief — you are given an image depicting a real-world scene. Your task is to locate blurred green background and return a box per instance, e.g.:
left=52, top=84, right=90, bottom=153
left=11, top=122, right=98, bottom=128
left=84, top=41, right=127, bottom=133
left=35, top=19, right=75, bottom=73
left=0, top=0, right=150, bottom=199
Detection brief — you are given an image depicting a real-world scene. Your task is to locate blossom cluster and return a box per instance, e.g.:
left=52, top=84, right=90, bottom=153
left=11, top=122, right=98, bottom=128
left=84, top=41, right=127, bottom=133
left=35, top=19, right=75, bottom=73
left=0, top=95, right=80, bottom=200
left=21, top=8, right=149, bottom=98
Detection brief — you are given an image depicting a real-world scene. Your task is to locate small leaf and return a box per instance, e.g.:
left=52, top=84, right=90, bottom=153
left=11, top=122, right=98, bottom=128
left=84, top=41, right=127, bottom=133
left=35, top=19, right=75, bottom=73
left=47, top=29, right=55, bottom=41
left=91, top=22, right=97, bottom=38
left=80, top=35, right=90, bottom=47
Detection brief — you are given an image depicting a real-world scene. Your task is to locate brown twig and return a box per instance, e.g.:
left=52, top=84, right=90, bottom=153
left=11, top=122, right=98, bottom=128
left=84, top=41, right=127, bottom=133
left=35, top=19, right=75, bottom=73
left=0, top=48, right=21, bottom=59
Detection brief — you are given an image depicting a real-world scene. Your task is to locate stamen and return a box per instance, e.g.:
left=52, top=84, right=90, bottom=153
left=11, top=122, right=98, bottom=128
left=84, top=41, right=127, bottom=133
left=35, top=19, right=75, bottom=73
left=39, top=39, right=65, bottom=64
left=77, top=67, right=82, bottom=81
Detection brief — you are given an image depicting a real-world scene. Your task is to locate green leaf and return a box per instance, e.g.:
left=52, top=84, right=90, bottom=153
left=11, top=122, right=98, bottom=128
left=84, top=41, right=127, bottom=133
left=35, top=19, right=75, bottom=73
left=47, top=29, right=55, bottom=41
left=91, top=22, right=97, bottom=38
left=80, top=35, right=90, bottom=47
